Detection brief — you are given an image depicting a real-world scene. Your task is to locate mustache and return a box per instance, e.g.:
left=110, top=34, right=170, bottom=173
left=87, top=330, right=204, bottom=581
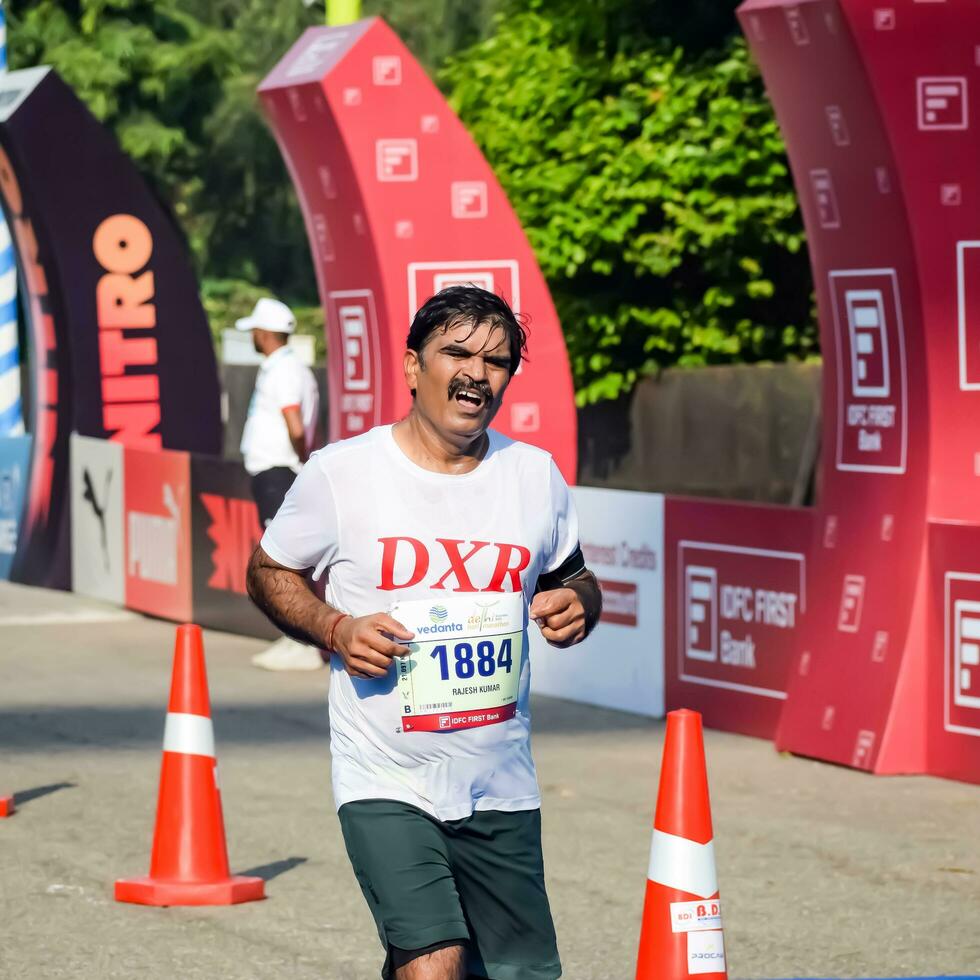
left=448, top=377, right=493, bottom=402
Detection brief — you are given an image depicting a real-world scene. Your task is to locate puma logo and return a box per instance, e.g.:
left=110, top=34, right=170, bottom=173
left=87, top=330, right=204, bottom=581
left=82, top=466, right=112, bottom=571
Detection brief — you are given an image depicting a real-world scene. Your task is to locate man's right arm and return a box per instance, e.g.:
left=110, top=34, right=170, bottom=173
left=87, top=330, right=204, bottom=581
left=246, top=546, right=414, bottom=679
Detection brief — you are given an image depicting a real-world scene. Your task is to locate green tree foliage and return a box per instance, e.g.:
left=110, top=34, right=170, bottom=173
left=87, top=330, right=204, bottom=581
left=8, top=0, right=498, bottom=348
left=9, top=1, right=814, bottom=399
left=443, top=6, right=815, bottom=403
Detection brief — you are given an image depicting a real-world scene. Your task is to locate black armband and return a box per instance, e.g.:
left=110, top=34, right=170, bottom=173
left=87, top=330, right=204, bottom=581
left=534, top=544, right=587, bottom=593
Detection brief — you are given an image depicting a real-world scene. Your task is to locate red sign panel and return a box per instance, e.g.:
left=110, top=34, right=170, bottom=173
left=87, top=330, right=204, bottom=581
left=665, top=498, right=812, bottom=739
left=123, top=447, right=191, bottom=621
left=258, top=19, right=577, bottom=482
left=677, top=542, right=804, bottom=701
left=598, top=579, right=638, bottom=627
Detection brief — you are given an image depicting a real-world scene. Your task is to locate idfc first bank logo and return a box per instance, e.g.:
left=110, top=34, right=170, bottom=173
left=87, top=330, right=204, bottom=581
left=679, top=541, right=805, bottom=700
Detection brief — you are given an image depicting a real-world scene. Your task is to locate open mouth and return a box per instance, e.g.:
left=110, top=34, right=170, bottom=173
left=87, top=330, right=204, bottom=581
left=448, top=379, right=492, bottom=412
left=454, top=389, right=485, bottom=408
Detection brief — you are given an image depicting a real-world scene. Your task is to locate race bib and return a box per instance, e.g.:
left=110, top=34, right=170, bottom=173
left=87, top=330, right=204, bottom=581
left=390, top=593, right=525, bottom=733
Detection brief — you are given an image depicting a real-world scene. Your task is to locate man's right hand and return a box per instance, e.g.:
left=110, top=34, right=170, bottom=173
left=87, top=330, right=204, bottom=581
left=332, top=614, right=414, bottom=680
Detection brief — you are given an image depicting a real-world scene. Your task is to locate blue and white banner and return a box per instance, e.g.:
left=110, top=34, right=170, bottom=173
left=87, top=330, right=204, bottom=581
left=0, top=1, right=21, bottom=438
left=0, top=434, right=31, bottom=579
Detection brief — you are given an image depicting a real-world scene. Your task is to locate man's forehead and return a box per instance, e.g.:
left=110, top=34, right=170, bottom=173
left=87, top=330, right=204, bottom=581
left=434, top=318, right=508, bottom=351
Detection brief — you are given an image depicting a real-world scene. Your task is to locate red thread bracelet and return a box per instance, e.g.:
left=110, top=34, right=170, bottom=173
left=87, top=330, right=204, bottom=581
left=326, top=613, right=350, bottom=652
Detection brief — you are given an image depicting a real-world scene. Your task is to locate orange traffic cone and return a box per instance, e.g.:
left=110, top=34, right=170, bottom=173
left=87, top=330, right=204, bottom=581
left=0, top=794, right=13, bottom=817
left=635, top=709, right=727, bottom=979
left=115, top=624, right=264, bottom=906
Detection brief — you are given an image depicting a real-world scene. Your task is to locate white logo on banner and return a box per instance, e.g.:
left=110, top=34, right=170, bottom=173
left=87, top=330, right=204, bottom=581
left=510, top=402, right=540, bottom=433
left=685, top=566, right=718, bottom=662
left=825, top=105, right=851, bottom=146
left=407, top=261, right=521, bottom=322
left=784, top=6, right=809, bottom=45
left=837, top=574, right=865, bottom=633
left=809, top=169, right=841, bottom=229
left=372, top=55, right=402, bottom=86
left=941, top=183, right=962, bottom=206
left=287, top=34, right=348, bottom=79
left=917, top=77, right=968, bottom=131
left=128, top=484, right=180, bottom=585
left=829, top=268, right=908, bottom=474
left=873, top=8, right=896, bottom=30
left=451, top=181, right=489, bottom=219
left=955, top=241, right=980, bottom=390
left=376, top=139, right=418, bottom=181
left=945, top=573, right=980, bottom=737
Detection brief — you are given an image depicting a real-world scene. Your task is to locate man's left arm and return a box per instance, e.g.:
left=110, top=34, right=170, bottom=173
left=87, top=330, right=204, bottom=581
left=530, top=546, right=603, bottom=648
left=281, top=405, right=309, bottom=463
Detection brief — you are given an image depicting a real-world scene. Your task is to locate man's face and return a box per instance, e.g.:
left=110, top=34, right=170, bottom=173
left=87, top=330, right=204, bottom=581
left=406, top=319, right=513, bottom=442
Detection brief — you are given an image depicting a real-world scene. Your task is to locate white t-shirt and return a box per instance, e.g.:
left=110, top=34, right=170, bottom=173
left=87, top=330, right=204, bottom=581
left=260, top=424, right=579, bottom=821
left=240, top=346, right=319, bottom=475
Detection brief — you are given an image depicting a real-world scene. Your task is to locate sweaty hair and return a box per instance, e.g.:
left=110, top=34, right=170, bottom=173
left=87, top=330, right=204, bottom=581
left=406, top=285, right=528, bottom=375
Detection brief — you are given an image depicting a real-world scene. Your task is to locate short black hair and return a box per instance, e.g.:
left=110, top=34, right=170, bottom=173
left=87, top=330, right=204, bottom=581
left=406, top=285, right=527, bottom=375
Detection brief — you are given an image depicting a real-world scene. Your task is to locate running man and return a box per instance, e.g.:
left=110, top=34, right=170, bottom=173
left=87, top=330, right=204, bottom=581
left=247, top=286, right=602, bottom=980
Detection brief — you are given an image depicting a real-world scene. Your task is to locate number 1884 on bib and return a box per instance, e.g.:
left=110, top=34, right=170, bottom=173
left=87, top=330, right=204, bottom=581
left=390, top=595, right=525, bottom=733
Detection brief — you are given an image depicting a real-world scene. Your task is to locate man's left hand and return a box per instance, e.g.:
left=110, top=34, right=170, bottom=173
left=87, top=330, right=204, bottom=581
left=530, top=587, right=587, bottom=648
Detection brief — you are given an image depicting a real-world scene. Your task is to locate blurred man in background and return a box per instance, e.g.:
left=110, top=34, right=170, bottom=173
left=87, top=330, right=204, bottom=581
left=237, top=296, right=322, bottom=671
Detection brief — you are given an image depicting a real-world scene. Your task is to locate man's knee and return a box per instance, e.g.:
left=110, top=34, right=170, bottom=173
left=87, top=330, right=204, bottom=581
left=393, top=941, right=467, bottom=980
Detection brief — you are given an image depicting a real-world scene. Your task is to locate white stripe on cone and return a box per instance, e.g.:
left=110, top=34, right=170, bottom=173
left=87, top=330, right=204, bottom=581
left=647, top=829, right=718, bottom=898
left=162, top=712, right=215, bottom=759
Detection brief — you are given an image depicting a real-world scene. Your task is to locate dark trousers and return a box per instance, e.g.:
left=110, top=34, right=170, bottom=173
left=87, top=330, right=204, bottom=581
left=251, top=466, right=297, bottom=527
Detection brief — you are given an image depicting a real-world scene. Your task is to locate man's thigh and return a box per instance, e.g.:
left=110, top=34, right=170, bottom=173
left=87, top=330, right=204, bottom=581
left=447, top=808, right=561, bottom=980
left=338, top=800, right=470, bottom=976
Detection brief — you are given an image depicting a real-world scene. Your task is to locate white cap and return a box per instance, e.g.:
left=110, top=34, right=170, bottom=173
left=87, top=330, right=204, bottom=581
left=235, top=297, right=296, bottom=335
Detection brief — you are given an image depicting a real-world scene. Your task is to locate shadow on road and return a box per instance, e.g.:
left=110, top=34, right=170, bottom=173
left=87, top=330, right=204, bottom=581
left=13, top=781, right=76, bottom=806
left=0, top=696, right=660, bottom=751
left=237, top=856, right=308, bottom=881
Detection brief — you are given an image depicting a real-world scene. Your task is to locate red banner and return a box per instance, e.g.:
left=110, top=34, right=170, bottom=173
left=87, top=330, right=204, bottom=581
left=123, top=446, right=191, bottom=622
left=664, top=498, right=812, bottom=739
left=402, top=703, right=517, bottom=733
left=258, top=19, right=577, bottom=482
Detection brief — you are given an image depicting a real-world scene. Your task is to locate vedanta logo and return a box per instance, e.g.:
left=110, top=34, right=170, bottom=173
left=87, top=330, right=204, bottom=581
left=429, top=605, right=448, bottom=624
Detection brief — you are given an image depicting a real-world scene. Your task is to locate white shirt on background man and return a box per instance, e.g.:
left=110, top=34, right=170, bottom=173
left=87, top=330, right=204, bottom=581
left=240, top=344, right=319, bottom=475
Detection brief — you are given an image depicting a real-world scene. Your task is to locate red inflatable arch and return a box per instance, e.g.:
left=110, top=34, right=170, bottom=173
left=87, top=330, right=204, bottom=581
left=258, top=18, right=577, bottom=482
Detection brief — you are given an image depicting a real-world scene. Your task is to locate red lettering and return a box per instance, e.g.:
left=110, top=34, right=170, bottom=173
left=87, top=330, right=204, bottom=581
left=93, top=215, right=160, bottom=443
left=99, top=330, right=157, bottom=376
left=484, top=543, right=531, bottom=593
left=102, top=375, right=160, bottom=403
left=203, top=494, right=262, bottom=593
left=432, top=539, right=491, bottom=592
left=0, top=143, right=23, bottom=213
left=96, top=271, right=156, bottom=329
left=379, top=536, right=429, bottom=590
left=93, top=214, right=153, bottom=273
left=104, top=403, right=161, bottom=449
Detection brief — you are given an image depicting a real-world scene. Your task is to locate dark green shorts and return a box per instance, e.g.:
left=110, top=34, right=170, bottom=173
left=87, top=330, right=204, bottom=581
left=338, top=800, right=561, bottom=980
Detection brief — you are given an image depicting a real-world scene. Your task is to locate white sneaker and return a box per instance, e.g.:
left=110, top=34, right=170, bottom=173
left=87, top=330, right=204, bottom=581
left=251, top=637, right=325, bottom=671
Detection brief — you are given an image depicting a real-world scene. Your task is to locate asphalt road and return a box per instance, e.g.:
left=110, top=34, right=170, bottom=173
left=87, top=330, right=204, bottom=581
left=1, top=582, right=978, bottom=979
